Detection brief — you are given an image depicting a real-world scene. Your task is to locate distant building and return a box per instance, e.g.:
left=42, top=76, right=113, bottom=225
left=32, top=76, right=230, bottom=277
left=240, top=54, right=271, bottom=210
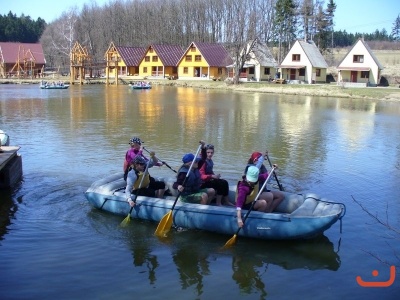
left=0, top=42, right=46, bottom=78
left=336, top=38, right=384, bottom=87
left=177, top=42, right=233, bottom=80
left=279, top=40, right=328, bottom=84
left=104, top=42, right=147, bottom=77
left=228, top=40, right=277, bottom=82
left=139, top=44, right=184, bottom=78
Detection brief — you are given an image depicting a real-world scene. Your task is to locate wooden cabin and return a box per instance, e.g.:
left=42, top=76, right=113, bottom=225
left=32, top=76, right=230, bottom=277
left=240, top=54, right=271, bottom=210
left=336, top=38, right=384, bottom=87
left=104, top=42, right=147, bottom=84
left=104, top=42, right=147, bottom=78
left=138, top=44, right=184, bottom=79
left=0, top=42, right=45, bottom=78
left=177, top=42, right=233, bottom=80
left=279, top=40, right=328, bottom=84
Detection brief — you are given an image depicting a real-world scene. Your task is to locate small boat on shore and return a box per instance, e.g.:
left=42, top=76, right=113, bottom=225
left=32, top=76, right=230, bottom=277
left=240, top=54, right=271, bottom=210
left=0, top=129, right=10, bottom=146
left=40, top=81, right=69, bottom=89
left=85, top=172, right=346, bottom=240
left=129, top=82, right=152, bottom=90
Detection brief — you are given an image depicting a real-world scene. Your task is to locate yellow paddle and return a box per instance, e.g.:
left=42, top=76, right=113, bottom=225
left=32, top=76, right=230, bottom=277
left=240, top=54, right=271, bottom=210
left=120, top=158, right=150, bottom=227
left=154, top=144, right=202, bottom=237
left=223, top=167, right=275, bottom=248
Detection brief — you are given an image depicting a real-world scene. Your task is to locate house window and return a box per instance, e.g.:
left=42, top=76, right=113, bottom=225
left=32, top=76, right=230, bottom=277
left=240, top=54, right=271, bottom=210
left=149, top=48, right=153, bottom=53
left=185, top=55, right=192, bottom=62
left=195, top=55, right=201, bottom=62
left=143, top=67, right=147, bottom=73
left=183, top=67, right=188, bottom=74
left=361, top=71, right=369, bottom=78
left=353, top=55, right=364, bottom=63
left=292, top=54, right=301, bottom=61
left=248, top=67, right=255, bottom=75
left=299, top=68, right=305, bottom=76
left=316, top=69, right=321, bottom=77
left=145, top=56, right=150, bottom=62
left=190, top=46, right=196, bottom=52
left=264, top=68, right=270, bottom=75
left=152, top=56, right=158, bottom=62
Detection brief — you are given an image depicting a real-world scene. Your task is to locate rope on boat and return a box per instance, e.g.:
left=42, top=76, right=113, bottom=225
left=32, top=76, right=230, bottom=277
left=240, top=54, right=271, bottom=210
left=304, top=196, right=347, bottom=234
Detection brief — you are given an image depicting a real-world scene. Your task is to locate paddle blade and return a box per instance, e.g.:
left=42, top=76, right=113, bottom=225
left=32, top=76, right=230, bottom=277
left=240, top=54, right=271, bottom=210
left=223, top=234, right=237, bottom=249
left=120, top=214, right=131, bottom=227
left=154, top=211, right=173, bottom=237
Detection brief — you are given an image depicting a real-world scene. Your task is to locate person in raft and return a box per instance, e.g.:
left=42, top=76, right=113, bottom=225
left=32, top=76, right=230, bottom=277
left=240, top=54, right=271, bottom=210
left=245, top=151, right=284, bottom=204
left=173, top=153, right=215, bottom=205
left=198, top=141, right=233, bottom=206
left=123, top=136, right=164, bottom=173
left=125, top=155, right=166, bottom=207
left=235, top=166, right=284, bottom=228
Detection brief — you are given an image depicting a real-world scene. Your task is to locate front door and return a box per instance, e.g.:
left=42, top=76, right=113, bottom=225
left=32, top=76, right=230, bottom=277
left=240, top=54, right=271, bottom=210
left=194, top=67, right=200, bottom=77
left=290, top=69, right=296, bottom=80
left=350, top=71, right=357, bottom=82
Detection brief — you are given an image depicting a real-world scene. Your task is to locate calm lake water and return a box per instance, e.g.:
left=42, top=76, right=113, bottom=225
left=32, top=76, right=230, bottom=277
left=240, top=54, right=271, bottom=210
left=0, top=83, right=399, bottom=299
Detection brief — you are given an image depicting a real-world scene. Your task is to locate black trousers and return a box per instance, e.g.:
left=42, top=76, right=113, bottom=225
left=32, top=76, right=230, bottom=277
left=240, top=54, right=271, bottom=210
left=201, top=178, right=229, bottom=196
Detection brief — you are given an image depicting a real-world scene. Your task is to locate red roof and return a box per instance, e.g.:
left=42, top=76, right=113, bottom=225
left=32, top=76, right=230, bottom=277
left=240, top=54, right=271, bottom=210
left=0, top=42, right=46, bottom=64
left=151, top=44, right=185, bottom=66
left=182, top=42, right=233, bottom=67
left=116, top=46, right=147, bottom=66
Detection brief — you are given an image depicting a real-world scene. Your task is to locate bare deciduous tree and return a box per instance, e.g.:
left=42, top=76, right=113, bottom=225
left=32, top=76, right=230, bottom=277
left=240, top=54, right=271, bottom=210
left=352, top=196, right=400, bottom=267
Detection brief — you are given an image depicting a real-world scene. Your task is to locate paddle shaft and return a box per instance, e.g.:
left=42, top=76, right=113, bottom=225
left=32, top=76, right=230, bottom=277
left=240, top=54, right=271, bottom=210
left=169, top=144, right=203, bottom=211
left=235, top=167, right=276, bottom=235
left=265, top=153, right=283, bottom=191
left=143, top=147, right=177, bottom=173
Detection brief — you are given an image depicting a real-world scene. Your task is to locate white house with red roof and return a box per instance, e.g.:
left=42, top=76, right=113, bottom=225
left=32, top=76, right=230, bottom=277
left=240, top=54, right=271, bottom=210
left=279, top=40, right=328, bottom=84
left=336, top=38, right=383, bottom=87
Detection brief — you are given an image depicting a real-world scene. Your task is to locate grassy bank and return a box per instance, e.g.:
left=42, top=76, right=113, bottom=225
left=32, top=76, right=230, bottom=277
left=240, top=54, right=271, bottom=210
left=154, top=80, right=400, bottom=102
left=1, top=77, right=400, bottom=102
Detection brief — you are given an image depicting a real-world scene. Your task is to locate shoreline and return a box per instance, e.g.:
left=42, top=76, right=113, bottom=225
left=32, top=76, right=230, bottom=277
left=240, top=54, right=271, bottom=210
left=1, top=77, right=400, bottom=102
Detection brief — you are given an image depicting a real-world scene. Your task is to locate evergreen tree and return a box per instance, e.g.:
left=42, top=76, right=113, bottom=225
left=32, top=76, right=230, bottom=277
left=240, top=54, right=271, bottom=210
left=0, top=11, right=46, bottom=43
left=391, top=14, right=400, bottom=41
left=273, top=0, right=298, bottom=64
left=326, top=0, right=336, bottom=47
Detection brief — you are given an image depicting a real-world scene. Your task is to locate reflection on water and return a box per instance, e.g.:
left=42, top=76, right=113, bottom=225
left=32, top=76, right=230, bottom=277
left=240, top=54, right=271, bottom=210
left=0, top=187, right=19, bottom=240
left=120, top=220, right=341, bottom=298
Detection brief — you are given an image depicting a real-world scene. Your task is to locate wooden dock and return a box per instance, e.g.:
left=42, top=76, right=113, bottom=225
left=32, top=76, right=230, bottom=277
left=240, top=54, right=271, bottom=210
left=0, top=146, right=23, bottom=188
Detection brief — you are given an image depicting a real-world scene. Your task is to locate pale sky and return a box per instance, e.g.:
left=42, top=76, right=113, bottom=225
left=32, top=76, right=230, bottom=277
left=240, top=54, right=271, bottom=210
left=1, top=0, right=399, bottom=34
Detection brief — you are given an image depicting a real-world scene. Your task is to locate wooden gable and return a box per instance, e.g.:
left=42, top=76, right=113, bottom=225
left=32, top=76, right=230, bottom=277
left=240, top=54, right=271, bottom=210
left=105, top=42, right=121, bottom=67
left=71, top=42, right=90, bottom=66
left=178, top=43, right=209, bottom=68
left=0, top=42, right=45, bottom=78
left=138, top=44, right=183, bottom=77
left=177, top=42, right=232, bottom=79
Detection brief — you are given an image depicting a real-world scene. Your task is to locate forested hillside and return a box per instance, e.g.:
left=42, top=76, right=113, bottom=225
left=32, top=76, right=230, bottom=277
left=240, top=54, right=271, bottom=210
left=0, top=12, right=46, bottom=43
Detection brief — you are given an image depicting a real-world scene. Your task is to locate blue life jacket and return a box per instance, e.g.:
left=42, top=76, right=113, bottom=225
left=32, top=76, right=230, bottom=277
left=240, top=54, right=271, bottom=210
left=178, top=165, right=202, bottom=195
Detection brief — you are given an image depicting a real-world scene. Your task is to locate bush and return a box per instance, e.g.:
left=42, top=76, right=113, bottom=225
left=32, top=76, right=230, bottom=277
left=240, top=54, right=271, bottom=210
left=378, top=76, right=389, bottom=87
